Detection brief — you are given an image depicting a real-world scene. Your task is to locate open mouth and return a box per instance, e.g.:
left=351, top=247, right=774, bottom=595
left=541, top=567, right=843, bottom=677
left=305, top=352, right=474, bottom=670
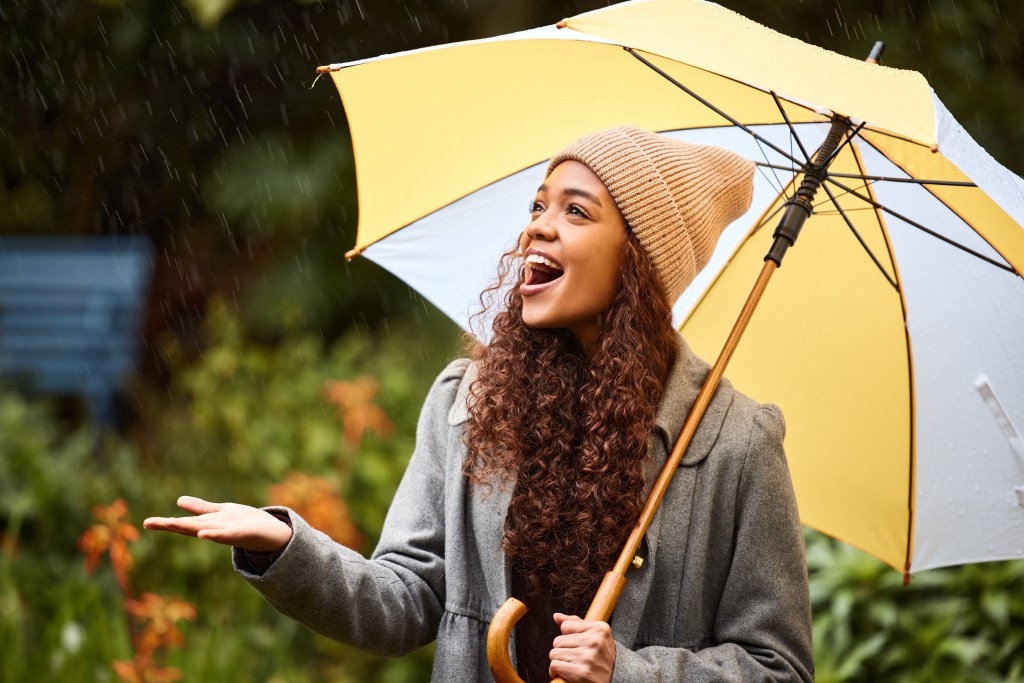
left=524, top=253, right=564, bottom=287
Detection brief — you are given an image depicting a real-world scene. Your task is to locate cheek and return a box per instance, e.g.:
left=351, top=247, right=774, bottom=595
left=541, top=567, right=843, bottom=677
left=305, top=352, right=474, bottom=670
left=597, top=246, right=625, bottom=295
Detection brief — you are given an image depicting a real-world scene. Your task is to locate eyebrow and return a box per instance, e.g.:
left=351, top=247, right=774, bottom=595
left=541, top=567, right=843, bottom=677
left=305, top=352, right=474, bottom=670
left=536, top=184, right=604, bottom=208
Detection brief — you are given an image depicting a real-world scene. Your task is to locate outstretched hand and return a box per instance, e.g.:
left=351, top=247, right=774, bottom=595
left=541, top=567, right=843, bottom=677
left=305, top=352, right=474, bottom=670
left=549, top=612, right=616, bottom=683
left=143, top=496, right=293, bottom=553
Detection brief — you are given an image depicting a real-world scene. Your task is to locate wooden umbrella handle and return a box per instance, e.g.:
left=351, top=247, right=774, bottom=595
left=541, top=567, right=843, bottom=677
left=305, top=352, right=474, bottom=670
left=487, top=597, right=528, bottom=683
left=487, top=570, right=628, bottom=683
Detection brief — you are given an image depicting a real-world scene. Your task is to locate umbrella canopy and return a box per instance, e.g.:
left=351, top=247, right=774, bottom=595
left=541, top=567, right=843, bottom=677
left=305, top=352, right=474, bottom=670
left=319, top=0, right=1024, bottom=577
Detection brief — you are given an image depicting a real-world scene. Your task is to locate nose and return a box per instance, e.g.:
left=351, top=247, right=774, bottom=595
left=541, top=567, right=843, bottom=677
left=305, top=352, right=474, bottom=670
left=525, top=211, right=557, bottom=242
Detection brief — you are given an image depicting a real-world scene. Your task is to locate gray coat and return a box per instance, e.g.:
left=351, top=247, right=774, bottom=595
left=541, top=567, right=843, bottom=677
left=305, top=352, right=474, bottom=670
left=235, top=334, right=814, bottom=682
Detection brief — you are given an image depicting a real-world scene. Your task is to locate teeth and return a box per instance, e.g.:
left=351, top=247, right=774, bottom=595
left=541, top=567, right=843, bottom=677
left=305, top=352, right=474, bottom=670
left=526, top=254, right=563, bottom=271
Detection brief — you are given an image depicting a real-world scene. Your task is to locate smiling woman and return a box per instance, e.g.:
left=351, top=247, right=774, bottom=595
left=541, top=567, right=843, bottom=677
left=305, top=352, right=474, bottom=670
left=146, top=126, right=813, bottom=683
left=519, top=160, right=628, bottom=353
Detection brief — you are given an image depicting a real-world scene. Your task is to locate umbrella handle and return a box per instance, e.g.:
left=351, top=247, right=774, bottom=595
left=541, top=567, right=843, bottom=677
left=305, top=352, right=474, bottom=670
left=487, top=597, right=527, bottom=683
left=488, top=571, right=628, bottom=683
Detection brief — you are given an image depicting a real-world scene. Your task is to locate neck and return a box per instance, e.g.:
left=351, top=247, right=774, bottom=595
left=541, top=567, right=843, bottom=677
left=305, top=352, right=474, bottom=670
left=571, top=320, right=602, bottom=357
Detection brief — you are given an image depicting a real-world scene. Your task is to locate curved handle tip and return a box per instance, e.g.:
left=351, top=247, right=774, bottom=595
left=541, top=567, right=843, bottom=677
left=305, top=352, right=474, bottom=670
left=487, top=597, right=528, bottom=683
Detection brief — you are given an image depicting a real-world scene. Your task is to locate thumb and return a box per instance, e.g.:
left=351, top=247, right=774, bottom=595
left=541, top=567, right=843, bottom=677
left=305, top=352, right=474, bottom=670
left=553, top=612, right=581, bottom=626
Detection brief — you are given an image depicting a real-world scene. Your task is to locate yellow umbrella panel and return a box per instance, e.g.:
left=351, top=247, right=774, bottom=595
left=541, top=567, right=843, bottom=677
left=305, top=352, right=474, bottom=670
left=682, top=143, right=913, bottom=573
left=330, top=33, right=825, bottom=257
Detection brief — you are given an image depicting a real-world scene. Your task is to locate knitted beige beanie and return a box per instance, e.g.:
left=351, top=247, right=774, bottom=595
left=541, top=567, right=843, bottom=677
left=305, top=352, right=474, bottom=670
left=546, top=126, right=755, bottom=305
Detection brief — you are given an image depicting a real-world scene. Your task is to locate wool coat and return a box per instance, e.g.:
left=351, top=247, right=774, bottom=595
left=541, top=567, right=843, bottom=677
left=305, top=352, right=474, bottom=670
left=234, top=333, right=814, bottom=682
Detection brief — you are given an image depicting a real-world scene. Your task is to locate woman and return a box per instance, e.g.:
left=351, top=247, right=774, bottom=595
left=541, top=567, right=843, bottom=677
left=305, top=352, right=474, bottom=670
left=145, top=126, right=814, bottom=682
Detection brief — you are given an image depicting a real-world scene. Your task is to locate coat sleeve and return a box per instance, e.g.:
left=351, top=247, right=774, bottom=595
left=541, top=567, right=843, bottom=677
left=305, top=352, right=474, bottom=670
left=611, top=404, right=814, bottom=682
left=232, top=358, right=469, bottom=657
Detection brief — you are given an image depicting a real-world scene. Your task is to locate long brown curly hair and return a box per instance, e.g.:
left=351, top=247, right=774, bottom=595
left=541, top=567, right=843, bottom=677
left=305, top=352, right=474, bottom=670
left=463, top=231, right=679, bottom=606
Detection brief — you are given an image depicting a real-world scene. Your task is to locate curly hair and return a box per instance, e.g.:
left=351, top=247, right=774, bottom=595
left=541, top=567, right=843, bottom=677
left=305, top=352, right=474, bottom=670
left=463, top=231, right=679, bottom=606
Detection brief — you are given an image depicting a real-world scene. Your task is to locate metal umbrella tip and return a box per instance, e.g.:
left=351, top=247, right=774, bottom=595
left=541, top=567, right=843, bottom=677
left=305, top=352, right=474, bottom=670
left=316, top=65, right=331, bottom=74
left=556, top=19, right=568, bottom=29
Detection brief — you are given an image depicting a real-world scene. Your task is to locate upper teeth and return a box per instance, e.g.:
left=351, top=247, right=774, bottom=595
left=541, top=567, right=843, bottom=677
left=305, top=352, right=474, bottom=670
left=526, top=254, right=562, bottom=270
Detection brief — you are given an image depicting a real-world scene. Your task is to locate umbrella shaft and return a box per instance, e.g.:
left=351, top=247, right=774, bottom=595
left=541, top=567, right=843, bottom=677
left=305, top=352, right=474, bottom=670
left=605, top=259, right=779, bottom=585
left=766, top=117, right=849, bottom=265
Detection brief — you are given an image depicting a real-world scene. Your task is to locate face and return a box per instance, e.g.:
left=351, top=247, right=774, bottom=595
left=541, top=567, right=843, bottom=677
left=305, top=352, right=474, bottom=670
left=518, top=160, right=628, bottom=352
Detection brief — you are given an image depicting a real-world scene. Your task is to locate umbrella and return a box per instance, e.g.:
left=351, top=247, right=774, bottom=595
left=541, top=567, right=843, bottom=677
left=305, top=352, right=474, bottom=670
left=316, top=0, right=1024, bottom=663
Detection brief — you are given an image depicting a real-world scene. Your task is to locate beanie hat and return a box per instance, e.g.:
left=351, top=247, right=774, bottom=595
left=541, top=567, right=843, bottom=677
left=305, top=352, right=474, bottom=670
left=546, top=126, right=755, bottom=305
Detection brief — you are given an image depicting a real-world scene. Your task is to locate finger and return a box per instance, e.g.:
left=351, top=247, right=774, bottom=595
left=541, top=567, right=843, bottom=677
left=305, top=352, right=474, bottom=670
left=553, top=632, right=607, bottom=651
left=549, top=646, right=588, bottom=662
left=552, top=634, right=586, bottom=649
left=549, top=659, right=586, bottom=682
left=558, top=617, right=601, bottom=635
left=195, top=528, right=238, bottom=546
left=177, top=496, right=223, bottom=515
left=143, top=515, right=222, bottom=537
left=142, top=517, right=201, bottom=537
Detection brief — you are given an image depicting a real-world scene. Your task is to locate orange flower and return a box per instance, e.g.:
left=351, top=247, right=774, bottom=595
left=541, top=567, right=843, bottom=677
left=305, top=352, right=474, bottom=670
left=269, top=472, right=363, bottom=550
left=78, top=498, right=139, bottom=592
left=113, top=655, right=183, bottom=683
left=323, top=376, right=394, bottom=445
left=125, top=593, right=197, bottom=657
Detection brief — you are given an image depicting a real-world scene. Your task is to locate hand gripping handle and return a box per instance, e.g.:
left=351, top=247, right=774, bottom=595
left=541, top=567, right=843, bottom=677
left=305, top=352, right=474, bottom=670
left=488, top=571, right=627, bottom=683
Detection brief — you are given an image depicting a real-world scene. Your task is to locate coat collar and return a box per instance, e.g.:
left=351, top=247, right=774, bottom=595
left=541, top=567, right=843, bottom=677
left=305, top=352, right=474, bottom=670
left=652, top=332, right=735, bottom=468
left=448, top=360, right=477, bottom=426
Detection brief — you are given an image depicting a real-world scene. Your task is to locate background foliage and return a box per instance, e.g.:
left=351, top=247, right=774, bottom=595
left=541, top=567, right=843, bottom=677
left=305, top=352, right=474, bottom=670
left=2, top=0, right=1023, bottom=680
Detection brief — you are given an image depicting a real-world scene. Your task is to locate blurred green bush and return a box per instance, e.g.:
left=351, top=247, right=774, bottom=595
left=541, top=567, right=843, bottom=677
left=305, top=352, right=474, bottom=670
left=3, top=301, right=1023, bottom=682
left=808, top=532, right=1024, bottom=682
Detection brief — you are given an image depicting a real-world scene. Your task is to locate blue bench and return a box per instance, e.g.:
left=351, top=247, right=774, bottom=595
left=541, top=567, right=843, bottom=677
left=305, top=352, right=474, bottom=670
left=0, top=237, right=154, bottom=427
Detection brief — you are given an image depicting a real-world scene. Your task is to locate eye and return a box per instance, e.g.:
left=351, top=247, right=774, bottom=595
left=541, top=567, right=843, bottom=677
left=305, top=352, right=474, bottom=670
left=528, top=201, right=544, bottom=214
left=567, top=203, right=590, bottom=218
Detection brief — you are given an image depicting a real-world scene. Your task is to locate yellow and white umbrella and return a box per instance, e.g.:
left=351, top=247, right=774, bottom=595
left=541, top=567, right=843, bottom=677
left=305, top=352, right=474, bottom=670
left=319, top=0, right=1024, bottom=579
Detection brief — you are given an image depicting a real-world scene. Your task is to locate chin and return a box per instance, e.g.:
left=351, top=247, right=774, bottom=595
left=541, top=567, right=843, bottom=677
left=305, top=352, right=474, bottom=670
left=521, top=307, right=563, bottom=331
left=521, top=312, right=554, bottom=330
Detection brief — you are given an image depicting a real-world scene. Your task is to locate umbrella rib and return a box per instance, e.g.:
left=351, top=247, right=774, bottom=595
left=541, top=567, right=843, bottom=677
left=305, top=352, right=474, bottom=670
left=828, top=172, right=976, bottom=187
left=825, top=177, right=1016, bottom=273
left=624, top=48, right=804, bottom=168
left=814, top=207, right=877, bottom=215
left=756, top=162, right=976, bottom=187
left=755, top=161, right=802, bottom=174
left=770, top=91, right=811, bottom=163
left=822, top=121, right=866, bottom=168
left=821, top=182, right=899, bottom=290
left=812, top=180, right=878, bottom=210
left=751, top=164, right=881, bottom=213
